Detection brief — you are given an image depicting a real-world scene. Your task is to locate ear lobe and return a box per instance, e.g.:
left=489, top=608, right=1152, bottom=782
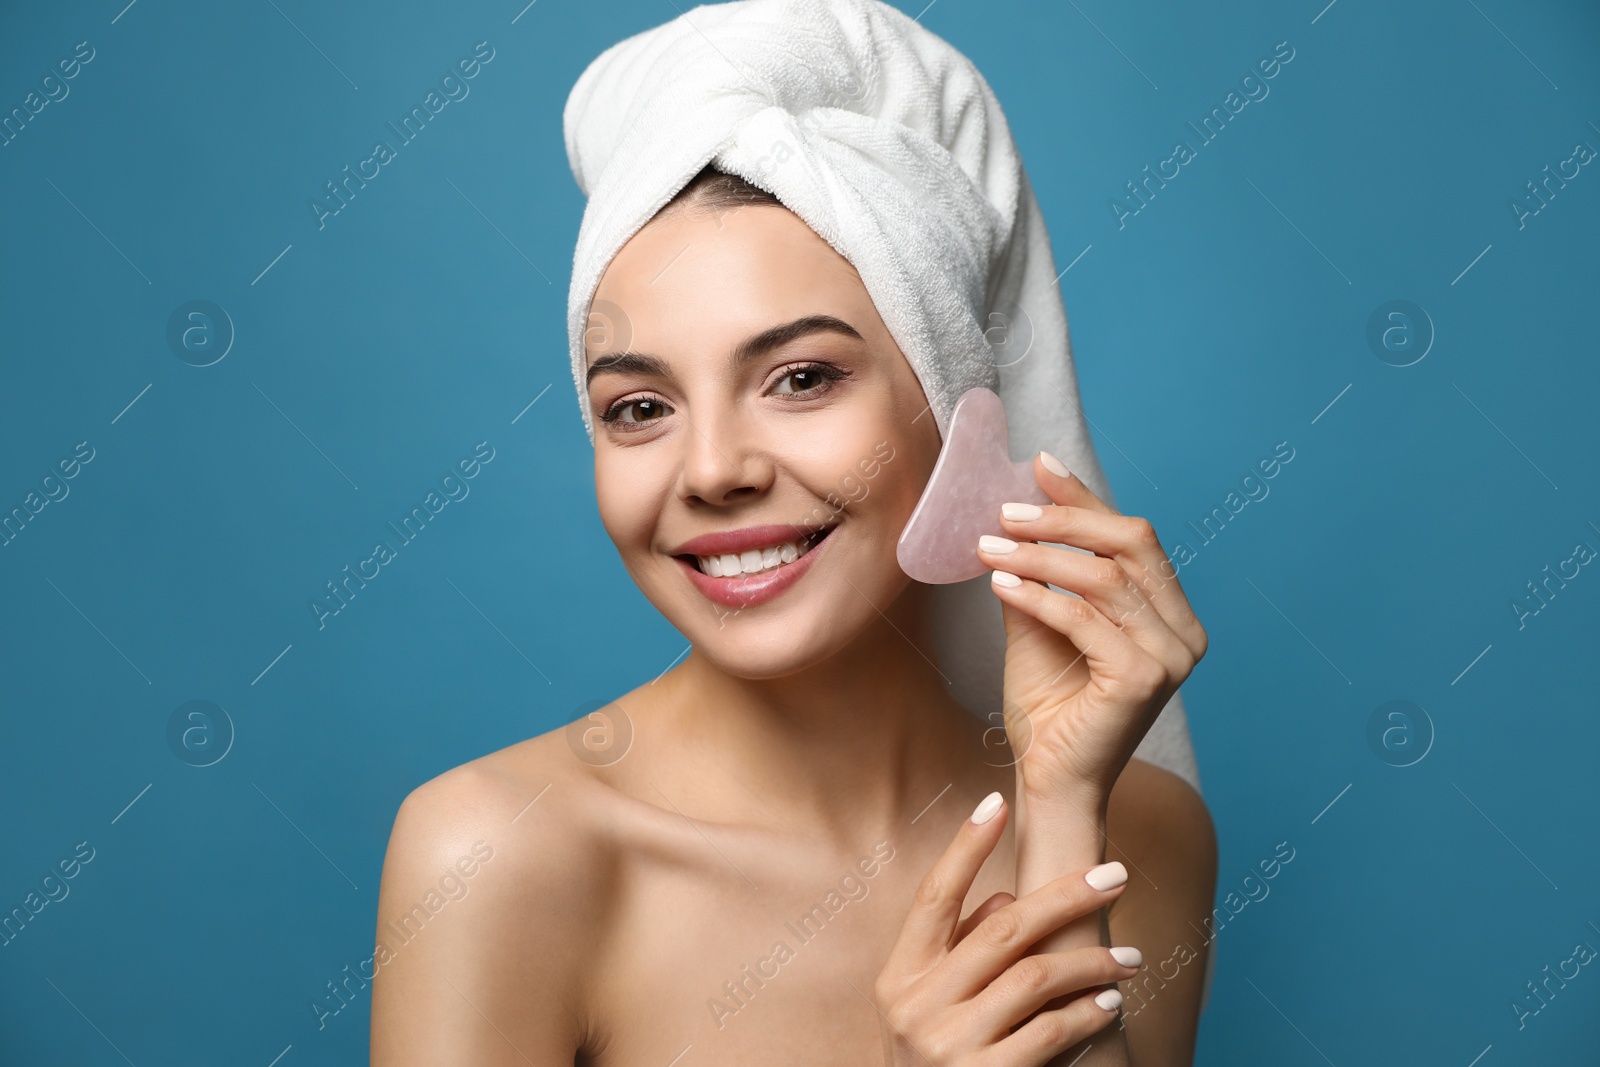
left=896, top=388, right=1050, bottom=584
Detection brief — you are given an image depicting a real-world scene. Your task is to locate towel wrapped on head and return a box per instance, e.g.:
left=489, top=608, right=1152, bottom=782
left=562, top=0, right=1201, bottom=796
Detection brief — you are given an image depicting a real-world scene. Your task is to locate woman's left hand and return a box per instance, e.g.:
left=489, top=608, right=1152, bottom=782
left=978, top=451, right=1208, bottom=809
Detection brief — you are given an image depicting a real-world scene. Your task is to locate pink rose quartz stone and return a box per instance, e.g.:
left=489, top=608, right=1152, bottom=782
left=897, top=387, right=1051, bottom=584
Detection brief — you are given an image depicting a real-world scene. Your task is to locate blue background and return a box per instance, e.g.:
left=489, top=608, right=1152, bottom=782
left=2, top=0, right=1597, bottom=1063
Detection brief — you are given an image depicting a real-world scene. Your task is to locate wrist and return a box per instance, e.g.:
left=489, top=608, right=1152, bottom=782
left=1011, top=770, right=1112, bottom=898
left=1016, top=767, right=1111, bottom=823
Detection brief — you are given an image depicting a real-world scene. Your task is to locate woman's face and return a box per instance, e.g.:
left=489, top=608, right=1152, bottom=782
left=586, top=201, right=943, bottom=678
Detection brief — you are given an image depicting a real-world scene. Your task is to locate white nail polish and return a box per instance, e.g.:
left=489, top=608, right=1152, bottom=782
left=970, top=791, right=1003, bottom=825
left=1110, top=946, right=1143, bottom=967
left=1095, top=988, right=1123, bottom=1011
left=990, top=570, right=1022, bottom=588
left=1001, top=502, right=1043, bottom=521
left=1084, top=861, right=1127, bottom=890
left=978, top=534, right=1017, bottom=554
left=1039, top=451, right=1070, bottom=478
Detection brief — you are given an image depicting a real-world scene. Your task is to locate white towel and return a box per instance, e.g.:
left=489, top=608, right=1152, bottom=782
left=562, top=0, right=1201, bottom=797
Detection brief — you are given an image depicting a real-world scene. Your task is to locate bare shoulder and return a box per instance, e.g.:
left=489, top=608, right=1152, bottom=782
left=1105, top=757, right=1219, bottom=1064
left=370, top=726, right=623, bottom=1066
left=380, top=727, right=613, bottom=883
left=1109, top=757, right=1217, bottom=865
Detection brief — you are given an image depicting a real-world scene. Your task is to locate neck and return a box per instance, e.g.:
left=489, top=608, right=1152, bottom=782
left=656, top=581, right=983, bottom=848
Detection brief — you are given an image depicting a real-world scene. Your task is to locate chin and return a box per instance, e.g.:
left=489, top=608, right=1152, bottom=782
left=678, top=601, right=876, bottom=675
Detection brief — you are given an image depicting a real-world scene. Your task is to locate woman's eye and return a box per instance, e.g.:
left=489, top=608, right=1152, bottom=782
left=771, top=365, right=836, bottom=395
left=601, top=396, right=672, bottom=428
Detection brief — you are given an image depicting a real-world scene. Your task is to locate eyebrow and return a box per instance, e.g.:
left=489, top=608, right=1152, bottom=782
left=584, top=314, right=864, bottom=386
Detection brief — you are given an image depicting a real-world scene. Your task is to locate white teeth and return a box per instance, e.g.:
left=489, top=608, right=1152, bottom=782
left=695, top=533, right=821, bottom=577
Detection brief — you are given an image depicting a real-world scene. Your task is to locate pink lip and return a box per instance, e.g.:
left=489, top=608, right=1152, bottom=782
left=670, top=523, right=829, bottom=558
left=673, top=525, right=837, bottom=609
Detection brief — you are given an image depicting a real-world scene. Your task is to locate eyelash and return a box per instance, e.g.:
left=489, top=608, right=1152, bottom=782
left=598, top=361, right=851, bottom=431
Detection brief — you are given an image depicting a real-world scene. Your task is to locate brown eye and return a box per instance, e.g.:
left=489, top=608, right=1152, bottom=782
left=601, top=396, right=672, bottom=428
left=771, top=363, right=840, bottom=396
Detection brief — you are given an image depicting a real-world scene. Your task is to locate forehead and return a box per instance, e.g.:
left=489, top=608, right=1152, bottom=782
left=587, top=205, right=874, bottom=362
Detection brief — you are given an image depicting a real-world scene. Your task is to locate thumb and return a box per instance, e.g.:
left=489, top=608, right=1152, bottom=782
left=998, top=594, right=1049, bottom=649
left=996, top=590, right=1091, bottom=708
left=997, top=594, right=1075, bottom=667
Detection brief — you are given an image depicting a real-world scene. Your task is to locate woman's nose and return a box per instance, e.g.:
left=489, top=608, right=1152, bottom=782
left=675, top=409, right=773, bottom=505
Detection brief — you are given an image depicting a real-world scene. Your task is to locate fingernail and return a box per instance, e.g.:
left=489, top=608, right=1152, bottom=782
left=978, top=534, right=1017, bottom=554
left=1039, top=451, right=1070, bottom=478
left=1001, top=502, right=1043, bottom=521
left=1094, top=988, right=1123, bottom=1011
left=1084, top=861, right=1127, bottom=890
left=971, top=791, right=1004, bottom=824
left=990, top=570, right=1022, bottom=588
left=1110, top=946, right=1143, bottom=967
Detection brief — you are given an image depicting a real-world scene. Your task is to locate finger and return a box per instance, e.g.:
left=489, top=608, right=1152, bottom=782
left=934, top=862, right=1129, bottom=1001
left=951, top=892, right=1015, bottom=946
left=994, top=985, right=1124, bottom=1067
left=987, top=570, right=1170, bottom=709
left=1025, top=452, right=1205, bottom=662
left=1033, top=451, right=1118, bottom=515
left=885, top=792, right=1009, bottom=978
left=998, top=503, right=1207, bottom=662
left=979, top=538, right=1193, bottom=683
left=974, top=946, right=1140, bottom=1039
left=981, top=536, right=1160, bottom=643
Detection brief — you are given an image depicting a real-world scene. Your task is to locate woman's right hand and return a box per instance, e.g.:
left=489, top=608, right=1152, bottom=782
left=873, top=791, right=1141, bottom=1066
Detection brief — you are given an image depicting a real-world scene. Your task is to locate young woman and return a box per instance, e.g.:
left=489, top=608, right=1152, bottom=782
left=374, top=0, right=1219, bottom=1059
left=369, top=165, right=1216, bottom=1065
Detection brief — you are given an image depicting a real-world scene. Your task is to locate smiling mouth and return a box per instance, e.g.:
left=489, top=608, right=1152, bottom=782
left=675, top=526, right=835, bottom=578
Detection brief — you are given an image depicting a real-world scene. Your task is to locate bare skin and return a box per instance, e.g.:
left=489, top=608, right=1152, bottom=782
left=371, top=200, right=1217, bottom=1066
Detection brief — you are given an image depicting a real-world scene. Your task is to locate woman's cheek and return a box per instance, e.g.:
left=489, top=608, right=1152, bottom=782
left=865, top=433, right=931, bottom=525
left=594, top=454, right=665, bottom=554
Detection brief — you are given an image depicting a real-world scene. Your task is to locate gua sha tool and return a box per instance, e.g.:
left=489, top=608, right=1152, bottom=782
left=897, top=387, right=1051, bottom=584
